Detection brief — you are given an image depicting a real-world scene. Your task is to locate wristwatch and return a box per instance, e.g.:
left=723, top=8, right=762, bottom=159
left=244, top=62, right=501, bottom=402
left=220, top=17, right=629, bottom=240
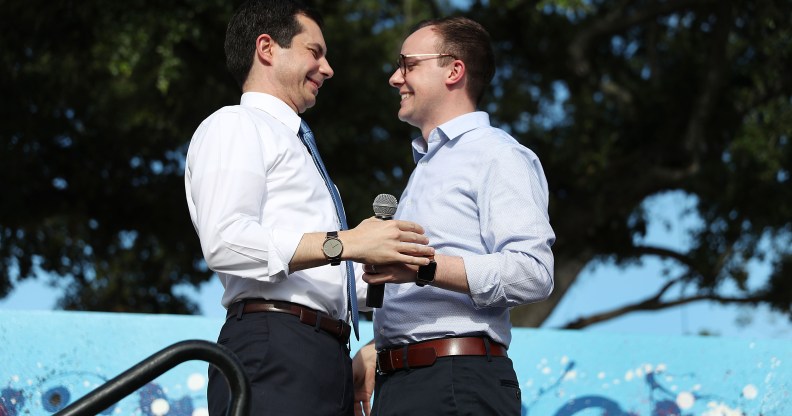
left=416, top=259, right=437, bottom=287
left=322, top=231, right=343, bottom=266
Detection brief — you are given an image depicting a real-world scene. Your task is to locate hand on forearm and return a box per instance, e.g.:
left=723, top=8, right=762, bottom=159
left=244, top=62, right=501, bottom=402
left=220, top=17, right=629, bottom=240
left=341, top=217, right=434, bottom=266
left=362, top=254, right=471, bottom=293
left=362, top=262, right=418, bottom=284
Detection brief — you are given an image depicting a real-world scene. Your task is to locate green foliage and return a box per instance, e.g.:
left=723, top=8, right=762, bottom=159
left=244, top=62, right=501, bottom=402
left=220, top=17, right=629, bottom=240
left=469, top=0, right=792, bottom=326
left=1, top=0, right=237, bottom=312
left=1, top=0, right=790, bottom=327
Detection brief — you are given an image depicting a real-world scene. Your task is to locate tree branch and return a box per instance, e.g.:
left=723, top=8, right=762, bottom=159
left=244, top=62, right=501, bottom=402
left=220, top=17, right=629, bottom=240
left=630, top=238, right=735, bottom=288
left=569, top=0, right=717, bottom=76
left=680, top=2, right=732, bottom=153
left=560, top=282, right=764, bottom=329
left=652, top=2, right=732, bottom=182
left=647, top=162, right=701, bottom=183
left=629, top=245, right=695, bottom=268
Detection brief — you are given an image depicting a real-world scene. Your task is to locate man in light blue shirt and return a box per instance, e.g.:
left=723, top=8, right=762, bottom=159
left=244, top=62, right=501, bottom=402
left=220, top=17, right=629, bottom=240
left=352, top=16, right=555, bottom=416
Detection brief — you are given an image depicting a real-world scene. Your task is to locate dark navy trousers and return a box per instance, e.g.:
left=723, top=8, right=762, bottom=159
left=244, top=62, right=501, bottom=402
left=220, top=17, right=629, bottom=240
left=373, top=356, right=521, bottom=415
left=208, top=311, right=353, bottom=416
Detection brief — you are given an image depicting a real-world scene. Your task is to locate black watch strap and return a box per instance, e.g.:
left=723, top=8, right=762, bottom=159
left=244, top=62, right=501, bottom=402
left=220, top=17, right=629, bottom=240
left=416, top=259, right=437, bottom=287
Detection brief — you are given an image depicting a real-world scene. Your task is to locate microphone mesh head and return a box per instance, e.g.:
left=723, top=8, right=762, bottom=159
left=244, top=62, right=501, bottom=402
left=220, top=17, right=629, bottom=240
left=373, top=194, right=398, bottom=218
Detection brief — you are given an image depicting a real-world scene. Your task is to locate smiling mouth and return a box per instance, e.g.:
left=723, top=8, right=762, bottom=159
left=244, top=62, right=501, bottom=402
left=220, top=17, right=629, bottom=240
left=400, top=93, right=412, bottom=101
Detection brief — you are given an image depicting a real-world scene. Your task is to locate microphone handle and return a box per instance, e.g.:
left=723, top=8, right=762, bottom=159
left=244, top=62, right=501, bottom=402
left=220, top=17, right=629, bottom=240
left=365, top=214, right=391, bottom=308
left=366, top=282, right=384, bottom=308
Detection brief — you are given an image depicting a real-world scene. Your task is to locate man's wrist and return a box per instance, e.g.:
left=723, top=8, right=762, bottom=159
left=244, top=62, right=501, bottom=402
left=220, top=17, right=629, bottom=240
left=416, top=259, right=437, bottom=286
left=321, top=231, right=343, bottom=265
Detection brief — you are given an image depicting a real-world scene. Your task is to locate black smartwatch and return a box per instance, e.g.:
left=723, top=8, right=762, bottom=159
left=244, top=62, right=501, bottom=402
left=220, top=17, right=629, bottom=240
left=322, top=231, right=343, bottom=266
left=416, top=259, right=437, bottom=287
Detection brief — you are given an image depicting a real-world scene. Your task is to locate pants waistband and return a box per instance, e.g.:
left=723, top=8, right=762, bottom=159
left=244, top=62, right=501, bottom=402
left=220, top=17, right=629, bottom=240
left=227, top=299, right=351, bottom=345
left=376, top=337, right=507, bottom=374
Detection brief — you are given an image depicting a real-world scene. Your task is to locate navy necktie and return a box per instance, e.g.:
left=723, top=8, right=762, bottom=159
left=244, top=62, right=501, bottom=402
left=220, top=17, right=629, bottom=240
left=298, top=120, right=359, bottom=340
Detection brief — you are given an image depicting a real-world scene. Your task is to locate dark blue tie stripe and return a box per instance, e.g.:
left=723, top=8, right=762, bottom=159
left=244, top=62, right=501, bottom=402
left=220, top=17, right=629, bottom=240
left=299, top=121, right=359, bottom=339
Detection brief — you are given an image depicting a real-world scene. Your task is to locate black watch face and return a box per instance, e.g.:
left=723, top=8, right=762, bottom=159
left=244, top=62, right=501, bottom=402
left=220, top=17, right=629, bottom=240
left=418, top=261, right=437, bottom=282
left=323, top=238, right=343, bottom=258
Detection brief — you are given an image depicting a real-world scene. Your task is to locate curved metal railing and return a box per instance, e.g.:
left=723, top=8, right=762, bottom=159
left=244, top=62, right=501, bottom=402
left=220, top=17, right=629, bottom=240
left=54, top=340, right=250, bottom=416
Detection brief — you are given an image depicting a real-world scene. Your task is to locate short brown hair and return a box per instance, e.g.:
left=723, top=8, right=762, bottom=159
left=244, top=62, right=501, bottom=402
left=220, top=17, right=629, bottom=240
left=410, top=16, right=495, bottom=104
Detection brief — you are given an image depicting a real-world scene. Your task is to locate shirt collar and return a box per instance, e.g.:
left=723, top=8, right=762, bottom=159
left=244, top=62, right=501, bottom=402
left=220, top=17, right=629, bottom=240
left=240, top=92, right=302, bottom=135
left=411, top=111, right=491, bottom=163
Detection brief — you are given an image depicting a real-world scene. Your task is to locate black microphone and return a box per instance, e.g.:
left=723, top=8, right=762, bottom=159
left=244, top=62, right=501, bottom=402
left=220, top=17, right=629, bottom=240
left=365, top=193, right=398, bottom=308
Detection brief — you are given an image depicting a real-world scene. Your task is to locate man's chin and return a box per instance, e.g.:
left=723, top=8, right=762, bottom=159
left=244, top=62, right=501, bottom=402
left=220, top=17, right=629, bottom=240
left=300, top=99, right=317, bottom=113
left=397, top=108, right=411, bottom=122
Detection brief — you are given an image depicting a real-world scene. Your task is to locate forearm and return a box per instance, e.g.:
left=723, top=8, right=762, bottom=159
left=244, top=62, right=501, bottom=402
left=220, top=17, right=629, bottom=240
left=427, top=254, right=470, bottom=294
left=362, top=251, right=552, bottom=306
left=289, top=218, right=435, bottom=272
left=289, top=232, right=329, bottom=272
left=361, top=254, right=470, bottom=293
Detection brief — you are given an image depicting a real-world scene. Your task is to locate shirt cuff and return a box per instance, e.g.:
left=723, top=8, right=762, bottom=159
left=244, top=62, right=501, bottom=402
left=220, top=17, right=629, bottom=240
left=461, top=254, right=502, bottom=308
left=271, top=227, right=304, bottom=277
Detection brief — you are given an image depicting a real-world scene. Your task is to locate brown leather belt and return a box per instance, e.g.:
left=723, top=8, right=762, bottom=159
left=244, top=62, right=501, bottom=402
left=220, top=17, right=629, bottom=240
left=227, top=299, right=351, bottom=344
left=377, top=337, right=507, bottom=374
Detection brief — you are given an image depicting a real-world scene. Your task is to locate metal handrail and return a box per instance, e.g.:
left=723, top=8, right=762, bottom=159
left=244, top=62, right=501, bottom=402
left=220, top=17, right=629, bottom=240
left=54, top=340, right=250, bottom=416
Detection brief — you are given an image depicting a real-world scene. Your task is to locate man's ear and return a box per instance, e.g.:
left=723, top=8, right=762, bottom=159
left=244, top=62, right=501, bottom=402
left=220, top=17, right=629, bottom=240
left=445, top=60, right=466, bottom=86
left=256, top=34, right=275, bottom=65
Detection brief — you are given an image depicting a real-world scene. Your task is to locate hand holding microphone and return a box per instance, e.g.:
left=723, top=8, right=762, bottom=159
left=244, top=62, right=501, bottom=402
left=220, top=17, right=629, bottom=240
left=365, top=193, right=398, bottom=308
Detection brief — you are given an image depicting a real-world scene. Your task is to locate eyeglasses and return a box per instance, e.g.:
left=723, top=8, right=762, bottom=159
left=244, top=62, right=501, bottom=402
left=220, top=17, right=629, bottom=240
left=397, top=53, right=456, bottom=76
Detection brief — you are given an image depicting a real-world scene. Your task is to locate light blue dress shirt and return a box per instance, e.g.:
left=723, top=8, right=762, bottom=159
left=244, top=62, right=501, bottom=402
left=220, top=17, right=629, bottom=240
left=373, top=111, right=555, bottom=349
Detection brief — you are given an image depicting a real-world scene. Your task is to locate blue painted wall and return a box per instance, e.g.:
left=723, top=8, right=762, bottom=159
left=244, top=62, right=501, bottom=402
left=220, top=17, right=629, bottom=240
left=1, top=310, right=789, bottom=415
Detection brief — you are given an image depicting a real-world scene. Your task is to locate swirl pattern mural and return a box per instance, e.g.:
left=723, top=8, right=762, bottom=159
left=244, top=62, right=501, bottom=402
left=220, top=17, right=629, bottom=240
left=1, top=310, right=789, bottom=415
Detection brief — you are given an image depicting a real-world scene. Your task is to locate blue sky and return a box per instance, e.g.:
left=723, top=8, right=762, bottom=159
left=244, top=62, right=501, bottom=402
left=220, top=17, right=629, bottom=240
left=543, top=191, right=792, bottom=340
left=2, top=191, right=790, bottom=340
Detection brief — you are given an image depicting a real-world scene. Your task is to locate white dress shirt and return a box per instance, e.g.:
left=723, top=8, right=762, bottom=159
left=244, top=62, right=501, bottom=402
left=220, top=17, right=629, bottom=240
left=374, top=112, right=555, bottom=349
left=185, top=92, right=365, bottom=320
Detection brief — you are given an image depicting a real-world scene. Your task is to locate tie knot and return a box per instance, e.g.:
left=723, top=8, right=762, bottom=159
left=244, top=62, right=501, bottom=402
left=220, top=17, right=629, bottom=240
left=299, top=120, right=312, bottom=137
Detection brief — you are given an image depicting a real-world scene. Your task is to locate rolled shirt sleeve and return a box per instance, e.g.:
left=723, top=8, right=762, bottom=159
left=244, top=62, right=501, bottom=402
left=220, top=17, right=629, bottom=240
left=187, top=110, right=293, bottom=281
left=463, top=144, right=555, bottom=308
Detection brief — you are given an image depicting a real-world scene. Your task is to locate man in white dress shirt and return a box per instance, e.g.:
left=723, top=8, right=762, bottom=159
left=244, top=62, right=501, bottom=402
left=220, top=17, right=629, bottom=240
left=352, top=16, right=555, bottom=416
left=184, top=1, right=434, bottom=415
